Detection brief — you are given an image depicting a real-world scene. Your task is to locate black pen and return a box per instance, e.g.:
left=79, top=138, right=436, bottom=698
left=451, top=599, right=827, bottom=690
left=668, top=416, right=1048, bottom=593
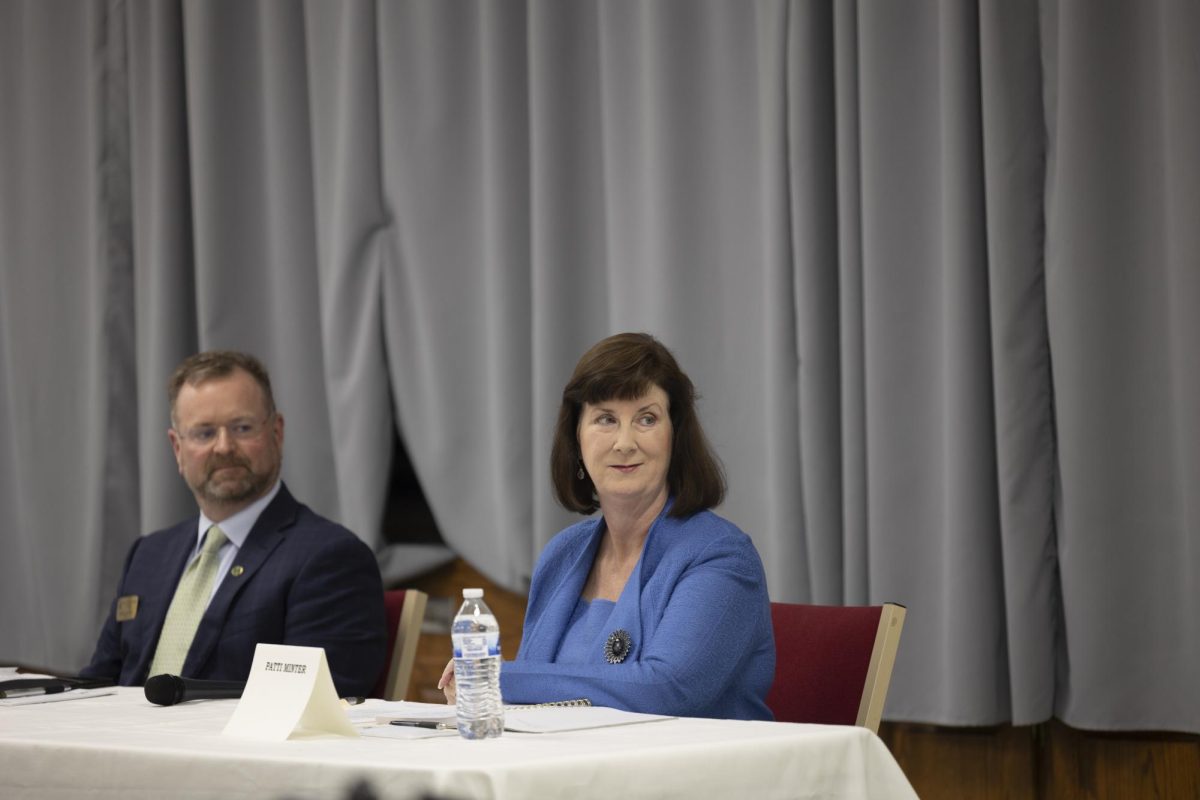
left=389, top=719, right=455, bottom=730
left=1, top=686, right=67, bottom=699
left=0, top=679, right=69, bottom=699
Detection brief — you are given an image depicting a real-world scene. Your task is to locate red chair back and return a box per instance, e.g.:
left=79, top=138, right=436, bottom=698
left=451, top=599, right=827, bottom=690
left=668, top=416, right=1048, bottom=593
left=765, top=603, right=890, bottom=727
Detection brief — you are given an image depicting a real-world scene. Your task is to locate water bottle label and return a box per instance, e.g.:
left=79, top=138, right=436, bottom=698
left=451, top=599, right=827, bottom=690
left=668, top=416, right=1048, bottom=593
left=457, top=633, right=489, bottom=658
left=452, top=635, right=501, bottom=658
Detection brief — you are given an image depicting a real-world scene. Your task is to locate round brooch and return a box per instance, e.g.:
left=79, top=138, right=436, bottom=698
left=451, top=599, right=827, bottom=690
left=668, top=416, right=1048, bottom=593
left=604, top=629, right=633, bottom=664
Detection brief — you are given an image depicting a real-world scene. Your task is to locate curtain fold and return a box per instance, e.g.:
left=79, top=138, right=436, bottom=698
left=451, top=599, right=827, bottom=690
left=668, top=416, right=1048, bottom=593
left=0, top=0, right=116, bottom=669
left=304, top=0, right=395, bottom=563
left=978, top=0, right=1059, bottom=726
left=1042, top=0, right=1200, bottom=732
left=127, top=0, right=198, bottom=541
left=850, top=0, right=1012, bottom=724
left=0, top=0, right=1196, bottom=732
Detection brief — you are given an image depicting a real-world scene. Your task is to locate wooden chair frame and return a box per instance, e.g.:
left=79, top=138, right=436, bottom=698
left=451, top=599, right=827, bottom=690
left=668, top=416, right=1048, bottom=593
left=380, top=589, right=428, bottom=701
left=856, top=602, right=906, bottom=733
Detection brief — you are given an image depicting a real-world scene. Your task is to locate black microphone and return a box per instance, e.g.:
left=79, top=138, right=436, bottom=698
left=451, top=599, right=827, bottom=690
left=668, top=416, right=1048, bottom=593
left=144, top=674, right=246, bottom=706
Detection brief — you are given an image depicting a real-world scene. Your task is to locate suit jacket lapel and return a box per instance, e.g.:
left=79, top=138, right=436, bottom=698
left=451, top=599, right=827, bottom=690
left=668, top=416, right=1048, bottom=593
left=599, top=506, right=673, bottom=663
left=521, top=519, right=603, bottom=662
left=598, top=500, right=677, bottom=662
left=183, top=485, right=300, bottom=675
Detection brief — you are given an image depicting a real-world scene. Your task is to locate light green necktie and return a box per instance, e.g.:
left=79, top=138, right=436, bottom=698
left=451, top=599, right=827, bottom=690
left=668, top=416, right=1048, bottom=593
left=148, top=525, right=229, bottom=677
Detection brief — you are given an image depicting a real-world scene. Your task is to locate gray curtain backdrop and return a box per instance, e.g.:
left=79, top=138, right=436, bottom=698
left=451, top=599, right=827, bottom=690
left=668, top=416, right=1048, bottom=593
left=1, top=0, right=1196, bottom=732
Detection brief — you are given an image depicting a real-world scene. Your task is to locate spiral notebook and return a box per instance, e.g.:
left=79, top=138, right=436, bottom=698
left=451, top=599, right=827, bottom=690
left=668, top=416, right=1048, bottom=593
left=362, top=698, right=671, bottom=735
left=503, top=704, right=673, bottom=734
left=506, top=698, right=591, bottom=710
left=368, top=698, right=591, bottom=727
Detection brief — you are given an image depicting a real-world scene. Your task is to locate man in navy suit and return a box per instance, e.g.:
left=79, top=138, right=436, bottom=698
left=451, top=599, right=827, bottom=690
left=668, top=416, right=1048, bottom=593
left=81, top=351, right=387, bottom=697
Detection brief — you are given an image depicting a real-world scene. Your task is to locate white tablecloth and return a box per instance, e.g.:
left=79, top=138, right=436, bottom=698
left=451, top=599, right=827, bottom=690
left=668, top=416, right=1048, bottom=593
left=0, top=688, right=916, bottom=799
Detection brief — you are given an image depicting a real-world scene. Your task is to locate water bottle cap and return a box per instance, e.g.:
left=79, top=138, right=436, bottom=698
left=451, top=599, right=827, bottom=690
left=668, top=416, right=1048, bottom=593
left=462, top=588, right=483, bottom=598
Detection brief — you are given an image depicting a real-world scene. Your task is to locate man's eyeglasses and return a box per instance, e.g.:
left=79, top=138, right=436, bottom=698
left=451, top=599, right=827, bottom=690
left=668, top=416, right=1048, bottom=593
left=175, top=414, right=274, bottom=446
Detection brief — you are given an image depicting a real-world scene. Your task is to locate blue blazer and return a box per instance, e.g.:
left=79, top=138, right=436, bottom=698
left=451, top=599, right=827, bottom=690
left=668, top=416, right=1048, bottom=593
left=501, top=502, right=775, bottom=720
left=81, top=485, right=387, bottom=697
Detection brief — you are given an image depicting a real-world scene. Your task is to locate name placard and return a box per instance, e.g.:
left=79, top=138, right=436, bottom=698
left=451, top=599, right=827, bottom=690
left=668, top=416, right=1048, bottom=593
left=222, top=643, right=358, bottom=740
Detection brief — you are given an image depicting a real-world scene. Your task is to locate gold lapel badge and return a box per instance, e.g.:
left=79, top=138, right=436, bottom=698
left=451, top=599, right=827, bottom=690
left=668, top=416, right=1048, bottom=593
left=230, top=565, right=244, bottom=577
left=115, top=595, right=139, bottom=622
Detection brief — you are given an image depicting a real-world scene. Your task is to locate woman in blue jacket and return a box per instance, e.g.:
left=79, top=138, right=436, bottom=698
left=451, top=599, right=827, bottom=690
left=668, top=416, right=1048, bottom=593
left=442, top=332, right=774, bottom=720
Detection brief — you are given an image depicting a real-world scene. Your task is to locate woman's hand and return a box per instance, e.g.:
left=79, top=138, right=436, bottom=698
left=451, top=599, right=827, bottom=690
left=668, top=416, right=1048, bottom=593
left=437, top=658, right=456, bottom=704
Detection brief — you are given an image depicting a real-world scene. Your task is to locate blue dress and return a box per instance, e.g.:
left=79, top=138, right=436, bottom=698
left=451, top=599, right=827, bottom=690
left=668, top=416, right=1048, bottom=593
left=500, top=500, right=775, bottom=720
left=556, top=598, right=617, bottom=664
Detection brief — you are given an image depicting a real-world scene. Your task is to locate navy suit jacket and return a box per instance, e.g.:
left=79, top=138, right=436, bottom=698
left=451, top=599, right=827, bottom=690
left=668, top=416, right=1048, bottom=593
left=81, top=484, right=387, bottom=697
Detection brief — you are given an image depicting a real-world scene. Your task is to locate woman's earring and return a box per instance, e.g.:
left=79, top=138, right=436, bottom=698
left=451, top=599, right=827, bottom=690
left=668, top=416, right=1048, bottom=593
left=577, top=461, right=585, bottom=480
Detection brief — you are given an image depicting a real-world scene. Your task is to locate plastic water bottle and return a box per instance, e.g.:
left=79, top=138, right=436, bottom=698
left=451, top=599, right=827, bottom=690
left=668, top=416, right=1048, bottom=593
left=451, top=587, right=504, bottom=739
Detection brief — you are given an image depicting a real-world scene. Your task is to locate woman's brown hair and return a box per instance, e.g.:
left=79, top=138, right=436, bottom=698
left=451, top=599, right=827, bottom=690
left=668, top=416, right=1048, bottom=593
left=550, top=332, right=726, bottom=518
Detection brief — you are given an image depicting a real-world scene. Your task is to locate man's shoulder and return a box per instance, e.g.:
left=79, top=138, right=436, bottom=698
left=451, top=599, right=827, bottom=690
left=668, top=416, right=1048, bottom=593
left=283, top=503, right=363, bottom=546
left=283, top=496, right=349, bottom=533
left=258, top=485, right=360, bottom=543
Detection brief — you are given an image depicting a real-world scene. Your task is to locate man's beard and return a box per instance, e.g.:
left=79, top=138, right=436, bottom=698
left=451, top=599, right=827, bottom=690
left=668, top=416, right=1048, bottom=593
left=195, top=453, right=276, bottom=507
